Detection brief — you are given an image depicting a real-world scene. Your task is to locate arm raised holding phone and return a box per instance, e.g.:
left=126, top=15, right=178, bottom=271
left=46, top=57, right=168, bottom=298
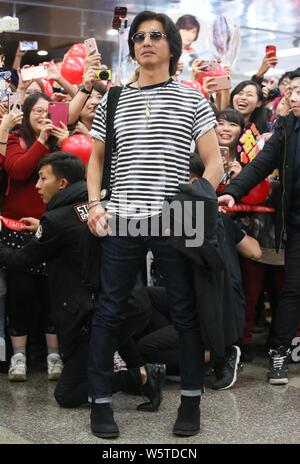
left=68, top=52, right=101, bottom=125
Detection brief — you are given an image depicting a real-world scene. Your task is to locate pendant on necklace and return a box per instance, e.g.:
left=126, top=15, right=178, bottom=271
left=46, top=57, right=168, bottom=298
left=145, top=100, right=151, bottom=119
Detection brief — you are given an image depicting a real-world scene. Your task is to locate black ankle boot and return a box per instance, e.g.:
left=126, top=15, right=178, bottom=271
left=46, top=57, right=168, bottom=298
left=90, top=403, right=119, bottom=438
left=137, top=363, right=166, bottom=412
left=172, top=395, right=200, bottom=436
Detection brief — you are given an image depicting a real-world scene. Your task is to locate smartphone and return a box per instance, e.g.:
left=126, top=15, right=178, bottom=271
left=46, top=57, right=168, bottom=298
left=84, top=38, right=98, bottom=56
left=211, top=75, right=232, bottom=91
left=47, top=102, right=69, bottom=128
left=266, top=45, right=276, bottom=58
left=19, top=41, right=38, bottom=52
left=220, top=146, right=230, bottom=167
left=0, top=70, right=11, bottom=100
left=220, top=146, right=230, bottom=159
left=114, top=6, right=127, bottom=17
left=21, top=65, right=48, bottom=81
left=7, top=92, right=22, bottom=113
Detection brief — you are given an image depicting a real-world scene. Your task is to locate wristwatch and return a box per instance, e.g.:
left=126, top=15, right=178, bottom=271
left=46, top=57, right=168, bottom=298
left=78, top=85, right=92, bottom=95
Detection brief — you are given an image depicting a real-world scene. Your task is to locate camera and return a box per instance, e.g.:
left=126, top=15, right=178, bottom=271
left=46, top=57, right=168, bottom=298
left=267, top=87, right=281, bottom=100
left=95, top=69, right=112, bottom=81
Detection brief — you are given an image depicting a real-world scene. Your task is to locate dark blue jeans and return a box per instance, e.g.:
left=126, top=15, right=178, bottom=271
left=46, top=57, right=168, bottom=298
left=270, top=228, right=300, bottom=347
left=88, top=235, right=204, bottom=403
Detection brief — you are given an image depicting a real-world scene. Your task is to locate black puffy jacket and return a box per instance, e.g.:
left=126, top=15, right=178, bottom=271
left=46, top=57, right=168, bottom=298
left=0, top=181, right=96, bottom=360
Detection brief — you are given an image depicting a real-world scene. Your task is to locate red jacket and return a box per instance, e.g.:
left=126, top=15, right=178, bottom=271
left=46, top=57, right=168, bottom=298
left=2, top=134, right=50, bottom=220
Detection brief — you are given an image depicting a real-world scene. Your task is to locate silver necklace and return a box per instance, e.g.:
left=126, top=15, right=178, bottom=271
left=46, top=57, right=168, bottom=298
left=137, top=78, right=171, bottom=128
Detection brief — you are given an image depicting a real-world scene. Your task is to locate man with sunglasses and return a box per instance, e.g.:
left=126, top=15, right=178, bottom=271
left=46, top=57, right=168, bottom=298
left=87, top=10, right=223, bottom=438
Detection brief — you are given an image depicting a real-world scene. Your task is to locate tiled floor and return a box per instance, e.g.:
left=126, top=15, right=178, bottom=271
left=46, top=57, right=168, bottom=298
left=0, top=354, right=299, bottom=444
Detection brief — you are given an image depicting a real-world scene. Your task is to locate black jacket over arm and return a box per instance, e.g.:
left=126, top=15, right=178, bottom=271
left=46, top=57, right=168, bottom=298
left=167, top=179, right=242, bottom=357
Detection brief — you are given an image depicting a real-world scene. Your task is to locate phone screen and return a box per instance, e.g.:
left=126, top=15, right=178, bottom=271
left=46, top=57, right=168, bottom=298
left=7, top=92, right=22, bottom=113
left=48, top=102, right=69, bottom=128
left=19, top=41, right=38, bottom=52
left=0, top=70, right=12, bottom=100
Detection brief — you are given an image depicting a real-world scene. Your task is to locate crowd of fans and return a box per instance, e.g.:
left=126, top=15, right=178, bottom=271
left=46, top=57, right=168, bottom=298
left=0, top=10, right=299, bottom=439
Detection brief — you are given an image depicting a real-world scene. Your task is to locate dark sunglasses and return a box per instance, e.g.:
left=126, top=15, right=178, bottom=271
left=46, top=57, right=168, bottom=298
left=131, top=31, right=167, bottom=44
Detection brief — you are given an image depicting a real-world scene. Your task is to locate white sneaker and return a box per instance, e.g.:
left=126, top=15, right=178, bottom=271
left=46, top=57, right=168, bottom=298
left=47, top=353, right=63, bottom=380
left=8, top=353, right=27, bottom=381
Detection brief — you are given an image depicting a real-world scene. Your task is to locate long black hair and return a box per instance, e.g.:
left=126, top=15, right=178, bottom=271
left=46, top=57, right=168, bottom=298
left=19, top=92, right=57, bottom=151
left=230, top=80, right=270, bottom=133
left=128, top=10, right=182, bottom=76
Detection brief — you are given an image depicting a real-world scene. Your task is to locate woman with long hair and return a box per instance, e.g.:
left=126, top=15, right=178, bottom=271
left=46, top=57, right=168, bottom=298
left=230, top=80, right=270, bottom=135
left=3, top=92, right=68, bottom=381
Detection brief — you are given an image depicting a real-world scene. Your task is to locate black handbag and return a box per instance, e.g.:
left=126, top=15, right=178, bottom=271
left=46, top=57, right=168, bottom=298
left=81, top=86, right=122, bottom=292
left=101, top=85, right=123, bottom=200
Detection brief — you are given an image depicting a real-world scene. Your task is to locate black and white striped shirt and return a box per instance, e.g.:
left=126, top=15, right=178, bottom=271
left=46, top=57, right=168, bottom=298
left=90, top=79, right=216, bottom=219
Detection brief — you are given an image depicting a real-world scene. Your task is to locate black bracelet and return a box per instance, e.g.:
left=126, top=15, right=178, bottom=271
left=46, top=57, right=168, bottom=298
left=78, top=85, right=92, bottom=95
left=0, top=141, right=7, bottom=145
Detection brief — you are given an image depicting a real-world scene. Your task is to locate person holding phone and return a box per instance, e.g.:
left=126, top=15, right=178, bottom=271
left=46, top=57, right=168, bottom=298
left=251, top=47, right=278, bottom=87
left=2, top=92, right=68, bottom=382
left=0, top=101, right=23, bottom=157
left=219, top=68, right=300, bottom=384
left=72, top=83, right=105, bottom=136
left=215, top=108, right=244, bottom=184
left=230, top=80, right=270, bottom=135
left=0, top=102, right=23, bottom=358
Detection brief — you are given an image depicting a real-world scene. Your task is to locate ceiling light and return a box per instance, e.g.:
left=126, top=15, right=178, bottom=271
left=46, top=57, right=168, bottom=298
left=37, top=50, right=48, bottom=56
left=107, top=29, right=118, bottom=36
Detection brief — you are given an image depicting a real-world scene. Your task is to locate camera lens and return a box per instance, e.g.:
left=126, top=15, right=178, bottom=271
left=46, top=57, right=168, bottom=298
left=99, top=70, right=108, bottom=80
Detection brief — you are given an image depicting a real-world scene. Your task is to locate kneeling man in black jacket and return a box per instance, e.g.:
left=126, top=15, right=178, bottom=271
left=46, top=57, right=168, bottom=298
left=0, top=152, right=165, bottom=419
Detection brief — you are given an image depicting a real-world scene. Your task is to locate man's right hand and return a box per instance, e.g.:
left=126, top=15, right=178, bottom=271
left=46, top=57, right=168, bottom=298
left=88, top=204, right=111, bottom=237
left=218, top=194, right=236, bottom=211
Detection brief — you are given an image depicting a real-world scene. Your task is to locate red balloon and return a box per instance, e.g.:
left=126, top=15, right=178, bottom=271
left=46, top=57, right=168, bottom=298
left=241, top=179, right=270, bottom=205
left=75, top=56, right=85, bottom=68
left=61, top=56, right=84, bottom=85
left=39, top=79, right=53, bottom=97
left=61, top=134, right=93, bottom=165
left=67, top=43, right=86, bottom=59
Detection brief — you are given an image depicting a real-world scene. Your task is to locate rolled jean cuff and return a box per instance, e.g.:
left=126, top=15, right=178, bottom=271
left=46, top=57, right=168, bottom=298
left=181, top=389, right=202, bottom=397
left=88, top=396, right=112, bottom=404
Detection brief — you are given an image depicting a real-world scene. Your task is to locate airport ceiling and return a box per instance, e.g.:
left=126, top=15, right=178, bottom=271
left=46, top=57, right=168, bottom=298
left=1, top=0, right=300, bottom=81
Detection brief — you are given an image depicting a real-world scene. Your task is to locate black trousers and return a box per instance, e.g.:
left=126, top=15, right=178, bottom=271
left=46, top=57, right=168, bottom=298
left=134, top=287, right=180, bottom=376
left=7, top=272, right=55, bottom=336
left=55, top=336, right=143, bottom=408
left=270, top=228, right=300, bottom=347
left=55, top=287, right=151, bottom=408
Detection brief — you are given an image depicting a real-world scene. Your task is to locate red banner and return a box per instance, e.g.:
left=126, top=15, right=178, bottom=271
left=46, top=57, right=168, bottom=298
left=0, top=215, right=25, bottom=231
